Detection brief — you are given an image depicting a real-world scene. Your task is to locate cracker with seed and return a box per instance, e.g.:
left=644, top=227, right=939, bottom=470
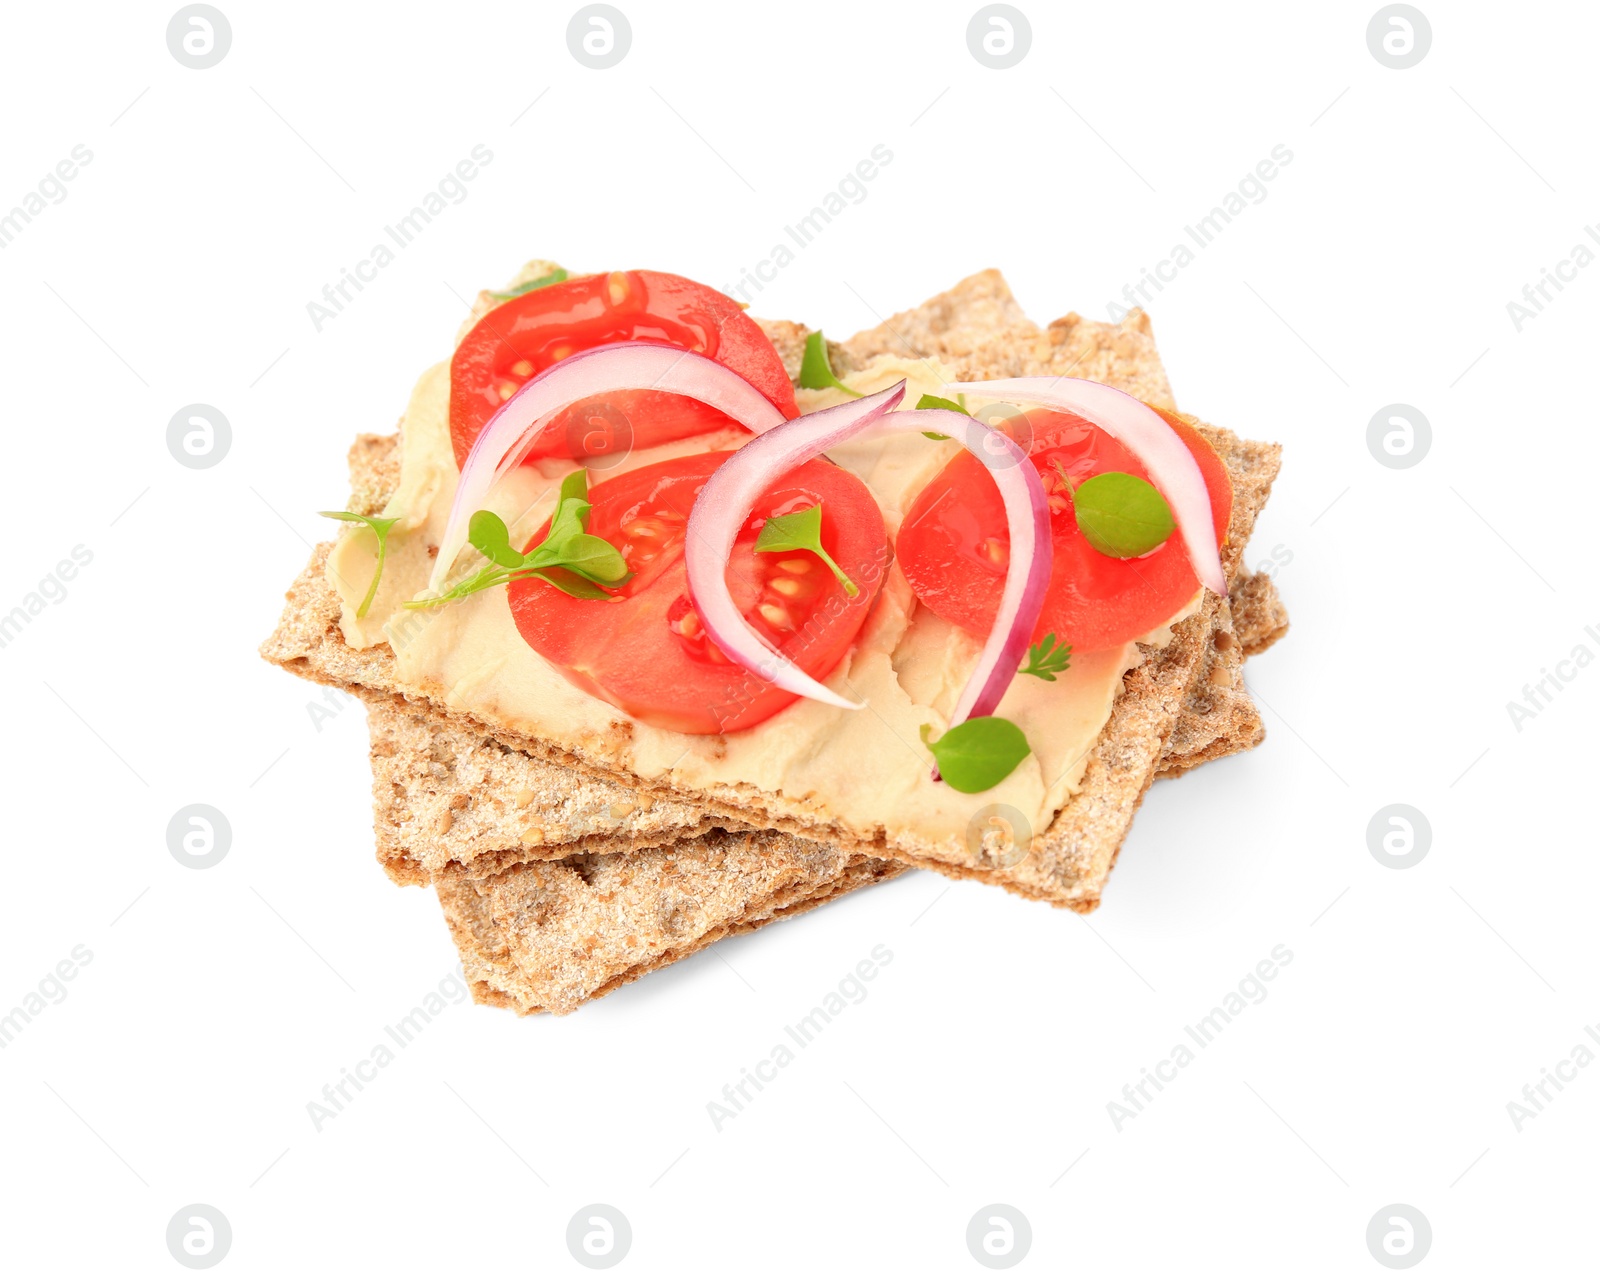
left=370, top=571, right=1282, bottom=1016
left=262, top=272, right=1282, bottom=912
left=434, top=829, right=903, bottom=1016
left=367, top=564, right=1283, bottom=886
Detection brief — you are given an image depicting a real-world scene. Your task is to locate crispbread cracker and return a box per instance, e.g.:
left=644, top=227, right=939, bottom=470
left=1228, top=568, right=1290, bottom=659
left=367, top=566, right=1280, bottom=885
left=261, top=272, right=1282, bottom=911
left=266, top=429, right=1277, bottom=909
left=435, top=829, right=903, bottom=1016
left=411, top=573, right=1281, bottom=1016
left=374, top=581, right=1276, bottom=1015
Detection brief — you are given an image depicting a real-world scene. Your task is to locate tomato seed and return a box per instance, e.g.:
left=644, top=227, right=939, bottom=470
left=769, top=577, right=802, bottom=597
left=777, top=558, right=812, bottom=574
left=758, top=602, right=793, bottom=629
left=497, top=383, right=516, bottom=401
left=511, top=359, right=533, bottom=377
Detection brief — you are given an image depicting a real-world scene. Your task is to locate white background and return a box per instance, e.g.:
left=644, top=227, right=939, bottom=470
left=1, top=0, right=1595, bottom=1269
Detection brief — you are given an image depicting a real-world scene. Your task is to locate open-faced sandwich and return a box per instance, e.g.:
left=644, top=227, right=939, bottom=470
left=263, top=263, right=1285, bottom=1014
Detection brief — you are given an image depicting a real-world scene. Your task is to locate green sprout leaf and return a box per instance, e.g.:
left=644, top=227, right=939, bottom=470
left=523, top=568, right=612, bottom=600
left=920, top=717, right=1032, bottom=794
left=558, top=468, right=589, bottom=506
left=319, top=510, right=400, bottom=620
left=403, top=471, right=631, bottom=611
left=468, top=510, right=524, bottom=568
left=487, top=267, right=569, bottom=302
left=914, top=392, right=968, bottom=439
left=540, top=532, right=630, bottom=583
left=1019, top=633, right=1073, bottom=682
left=545, top=469, right=592, bottom=544
left=755, top=504, right=859, bottom=597
left=1072, top=472, right=1176, bottom=559
left=798, top=330, right=862, bottom=397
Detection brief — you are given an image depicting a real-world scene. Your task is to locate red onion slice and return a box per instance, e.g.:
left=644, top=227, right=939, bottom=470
left=900, top=409, right=1055, bottom=724
left=948, top=376, right=1227, bottom=595
left=429, top=342, right=786, bottom=592
left=684, top=390, right=1054, bottom=728
left=683, top=385, right=907, bottom=711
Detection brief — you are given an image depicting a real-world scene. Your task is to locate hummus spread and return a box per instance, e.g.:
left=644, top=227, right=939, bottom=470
left=326, top=344, right=1197, bottom=855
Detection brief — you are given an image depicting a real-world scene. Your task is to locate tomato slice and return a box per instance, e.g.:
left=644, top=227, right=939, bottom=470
left=508, top=452, right=887, bottom=734
left=897, top=406, right=1232, bottom=652
left=449, top=270, right=799, bottom=470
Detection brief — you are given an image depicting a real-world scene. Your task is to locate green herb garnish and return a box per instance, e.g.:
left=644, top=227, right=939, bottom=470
left=798, top=330, right=862, bottom=398
left=319, top=511, right=400, bottom=619
left=404, top=471, right=630, bottom=610
left=914, top=392, right=968, bottom=439
left=466, top=506, right=525, bottom=567
left=1071, top=472, right=1175, bottom=558
left=1019, top=633, right=1072, bottom=681
left=920, top=717, right=1032, bottom=794
left=754, top=504, right=858, bottom=597
left=488, top=268, right=569, bottom=302
left=545, top=468, right=591, bottom=543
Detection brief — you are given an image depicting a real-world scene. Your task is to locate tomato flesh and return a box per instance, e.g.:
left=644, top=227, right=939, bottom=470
left=897, top=407, right=1232, bottom=651
left=508, top=452, right=887, bottom=734
left=449, top=270, right=800, bottom=470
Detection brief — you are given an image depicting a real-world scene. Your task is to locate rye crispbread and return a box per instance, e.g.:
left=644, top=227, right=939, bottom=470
left=261, top=272, right=1282, bottom=912
left=369, top=573, right=1282, bottom=1015
left=366, top=567, right=1283, bottom=886
left=434, top=829, right=904, bottom=1016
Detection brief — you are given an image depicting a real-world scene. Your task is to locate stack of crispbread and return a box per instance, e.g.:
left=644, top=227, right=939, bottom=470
left=261, top=271, right=1286, bottom=1015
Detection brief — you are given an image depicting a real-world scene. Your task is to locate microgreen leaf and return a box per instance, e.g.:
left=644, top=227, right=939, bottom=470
left=1072, top=472, right=1175, bottom=558
left=544, top=532, right=630, bottom=583
left=543, top=469, right=592, bottom=545
left=798, top=330, right=862, bottom=397
left=558, top=468, right=589, bottom=507
left=468, top=510, right=525, bottom=568
left=546, top=499, right=590, bottom=546
left=524, top=567, right=612, bottom=600
left=319, top=510, right=400, bottom=619
left=487, top=267, right=568, bottom=302
left=754, top=504, right=859, bottom=597
left=1019, top=633, right=1073, bottom=682
left=920, top=717, right=1032, bottom=794
left=403, top=468, right=634, bottom=611
left=914, top=392, right=968, bottom=439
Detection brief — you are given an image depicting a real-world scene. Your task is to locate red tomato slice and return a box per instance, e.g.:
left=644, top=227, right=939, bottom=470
left=449, top=270, right=799, bottom=470
left=508, top=452, right=887, bottom=734
left=897, top=405, right=1232, bottom=652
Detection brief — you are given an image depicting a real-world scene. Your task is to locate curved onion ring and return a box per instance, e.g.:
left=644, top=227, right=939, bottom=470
left=684, top=387, right=1054, bottom=726
left=948, top=376, right=1227, bottom=595
left=429, top=342, right=786, bottom=592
